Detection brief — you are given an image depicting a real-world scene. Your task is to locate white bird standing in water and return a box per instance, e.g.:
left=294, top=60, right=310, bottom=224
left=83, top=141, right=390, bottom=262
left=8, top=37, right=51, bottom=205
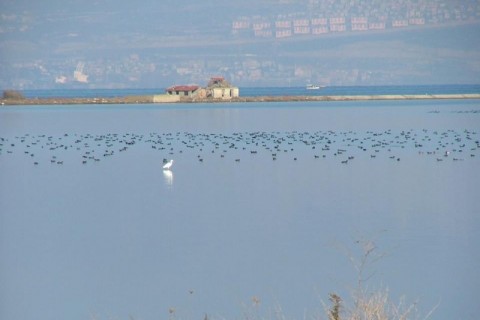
left=163, top=159, right=174, bottom=170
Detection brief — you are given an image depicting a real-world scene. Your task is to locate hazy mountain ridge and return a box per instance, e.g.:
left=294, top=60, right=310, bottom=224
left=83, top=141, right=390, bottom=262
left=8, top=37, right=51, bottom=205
left=1, top=1, right=479, bottom=89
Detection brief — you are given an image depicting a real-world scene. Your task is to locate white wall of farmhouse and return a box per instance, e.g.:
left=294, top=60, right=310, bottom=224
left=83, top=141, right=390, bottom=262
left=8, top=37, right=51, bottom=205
left=211, top=87, right=239, bottom=99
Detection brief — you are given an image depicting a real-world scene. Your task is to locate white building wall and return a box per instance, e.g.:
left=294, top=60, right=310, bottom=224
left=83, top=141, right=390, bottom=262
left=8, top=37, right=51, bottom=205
left=212, top=87, right=239, bottom=99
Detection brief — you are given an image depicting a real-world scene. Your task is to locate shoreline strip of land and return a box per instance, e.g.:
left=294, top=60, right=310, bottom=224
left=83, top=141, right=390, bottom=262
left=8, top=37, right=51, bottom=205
left=1, top=93, right=480, bottom=105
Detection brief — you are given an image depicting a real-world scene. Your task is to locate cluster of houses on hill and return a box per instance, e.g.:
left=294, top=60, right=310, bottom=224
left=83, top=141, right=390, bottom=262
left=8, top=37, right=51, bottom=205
left=154, top=77, right=239, bottom=103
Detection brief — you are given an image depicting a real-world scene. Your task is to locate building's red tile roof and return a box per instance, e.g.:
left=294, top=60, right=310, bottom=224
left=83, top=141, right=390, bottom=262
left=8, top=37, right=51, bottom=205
left=166, top=85, right=200, bottom=92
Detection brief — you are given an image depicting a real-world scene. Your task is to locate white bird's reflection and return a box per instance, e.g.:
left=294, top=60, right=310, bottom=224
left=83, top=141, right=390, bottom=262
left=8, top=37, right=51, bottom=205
left=163, top=169, right=173, bottom=186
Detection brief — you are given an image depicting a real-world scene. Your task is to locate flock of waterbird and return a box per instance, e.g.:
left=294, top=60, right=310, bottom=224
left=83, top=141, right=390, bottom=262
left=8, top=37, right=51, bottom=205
left=0, top=129, right=478, bottom=168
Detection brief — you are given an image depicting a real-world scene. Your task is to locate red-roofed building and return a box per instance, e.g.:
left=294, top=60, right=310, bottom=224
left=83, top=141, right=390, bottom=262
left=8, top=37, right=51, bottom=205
left=206, top=77, right=239, bottom=99
left=208, top=77, right=227, bottom=86
left=165, top=77, right=238, bottom=100
left=166, top=85, right=201, bottom=97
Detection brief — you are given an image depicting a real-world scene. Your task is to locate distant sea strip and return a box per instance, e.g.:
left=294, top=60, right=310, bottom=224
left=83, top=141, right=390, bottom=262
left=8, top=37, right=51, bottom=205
left=21, top=84, right=480, bottom=99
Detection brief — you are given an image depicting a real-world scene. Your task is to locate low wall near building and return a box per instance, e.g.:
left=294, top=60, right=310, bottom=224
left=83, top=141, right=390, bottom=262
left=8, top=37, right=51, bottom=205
left=153, top=94, right=181, bottom=103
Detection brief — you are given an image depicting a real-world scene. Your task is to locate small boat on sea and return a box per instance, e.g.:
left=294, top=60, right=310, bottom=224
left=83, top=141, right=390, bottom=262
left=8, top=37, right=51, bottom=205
left=306, top=84, right=321, bottom=90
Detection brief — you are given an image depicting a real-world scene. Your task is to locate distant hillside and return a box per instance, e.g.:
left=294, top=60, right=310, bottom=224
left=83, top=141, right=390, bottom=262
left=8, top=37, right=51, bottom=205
left=1, top=1, right=479, bottom=88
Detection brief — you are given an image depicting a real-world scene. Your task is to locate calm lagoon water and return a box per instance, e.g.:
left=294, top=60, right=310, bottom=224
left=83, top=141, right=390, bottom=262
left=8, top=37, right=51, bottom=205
left=1, top=99, right=479, bottom=320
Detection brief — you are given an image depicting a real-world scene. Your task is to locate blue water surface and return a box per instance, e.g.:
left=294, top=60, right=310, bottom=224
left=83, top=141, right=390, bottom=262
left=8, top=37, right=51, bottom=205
left=1, top=98, right=479, bottom=320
